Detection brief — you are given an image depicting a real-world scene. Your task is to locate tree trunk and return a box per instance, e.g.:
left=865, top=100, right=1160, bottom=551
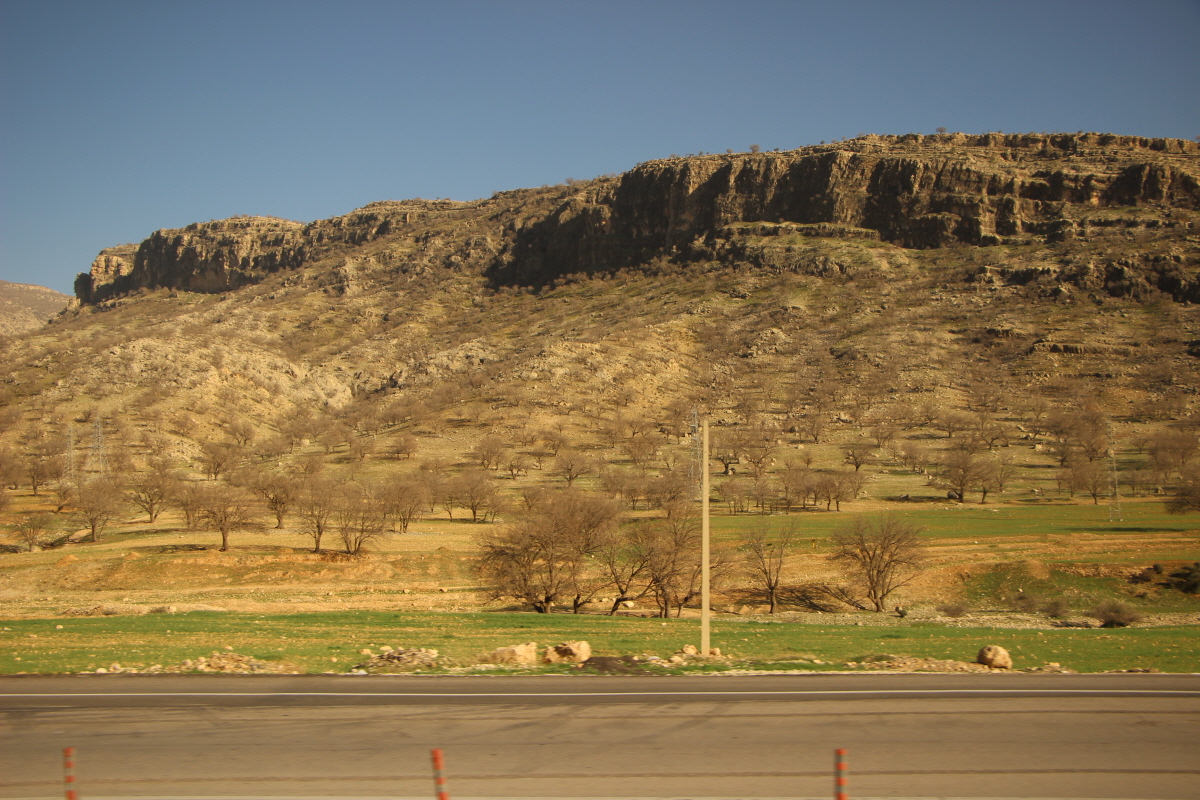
left=220, top=528, right=230, bottom=552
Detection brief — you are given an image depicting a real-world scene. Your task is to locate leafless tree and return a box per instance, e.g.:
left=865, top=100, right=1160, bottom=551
left=504, top=452, right=532, bottom=479
left=74, top=477, right=124, bottom=542
left=843, top=441, right=874, bottom=472
left=392, top=432, right=419, bottom=460
left=743, top=519, right=798, bottom=613
left=170, top=478, right=208, bottom=530
left=1069, top=460, right=1110, bottom=504
left=200, top=484, right=261, bottom=552
left=938, top=451, right=980, bottom=502
left=935, top=410, right=974, bottom=439
left=739, top=428, right=777, bottom=477
left=24, top=450, right=63, bottom=497
left=830, top=514, right=926, bottom=612
left=198, top=441, right=240, bottom=480
left=242, top=468, right=298, bottom=528
left=13, top=513, right=53, bottom=552
left=477, top=490, right=621, bottom=613
left=454, top=469, right=499, bottom=523
left=297, top=475, right=341, bottom=552
left=126, top=468, right=175, bottom=523
left=1166, top=471, right=1200, bottom=514
left=639, top=503, right=733, bottom=618
left=469, top=436, right=509, bottom=470
left=334, top=484, right=389, bottom=555
left=555, top=450, right=594, bottom=487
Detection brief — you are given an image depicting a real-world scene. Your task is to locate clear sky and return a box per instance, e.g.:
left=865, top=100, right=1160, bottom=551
left=2, top=0, right=1198, bottom=294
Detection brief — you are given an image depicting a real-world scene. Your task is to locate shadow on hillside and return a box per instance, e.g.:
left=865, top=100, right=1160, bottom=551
left=1064, top=525, right=1190, bottom=534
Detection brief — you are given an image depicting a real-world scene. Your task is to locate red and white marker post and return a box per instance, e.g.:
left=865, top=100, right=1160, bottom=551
left=834, top=747, right=848, bottom=800
left=430, top=748, right=450, bottom=800
left=63, top=747, right=78, bottom=800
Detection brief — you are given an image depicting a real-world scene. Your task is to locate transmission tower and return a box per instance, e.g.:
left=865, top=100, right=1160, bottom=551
left=84, top=418, right=109, bottom=475
left=65, top=426, right=77, bottom=484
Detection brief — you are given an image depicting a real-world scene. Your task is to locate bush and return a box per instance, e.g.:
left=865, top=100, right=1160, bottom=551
left=1168, top=562, right=1200, bottom=594
left=1040, top=598, right=1071, bottom=618
left=1013, top=592, right=1042, bottom=613
left=936, top=602, right=969, bottom=618
left=1089, top=600, right=1142, bottom=628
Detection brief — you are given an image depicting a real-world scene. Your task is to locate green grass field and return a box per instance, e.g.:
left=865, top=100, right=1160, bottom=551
left=709, top=501, right=1199, bottom=547
left=3, top=610, right=1197, bottom=675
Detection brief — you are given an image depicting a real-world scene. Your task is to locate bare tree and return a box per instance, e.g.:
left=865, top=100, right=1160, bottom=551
left=938, top=451, right=980, bottom=502
left=13, top=513, right=53, bottom=552
left=126, top=464, right=175, bottom=523
left=594, top=525, right=652, bottom=615
left=200, top=484, right=260, bottom=552
left=476, top=491, right=622, bottom=613
left=74, top=478, right=124, bottom=542
left=376, top=477, right=429, bottom=533
left=743, top=519, right=798, bottom=613
left=243, top=469, right=298, bottom=529
left=639, top=502, right=733, bottom=618
left=1070, top=460, right=1110, bottom=504
left=469, top=436, right=510, bottom=470
left=1166, top=471, right=1200, bottom=514
left=24, top=450, right=63, bottom=497
left=171, top=478, right=208, bottom=530
left=297, top=476, right=340, bottom=552
left=830, top=514, right=925, bottom=612
left=198, top=441, right=240, bottom=480
left=392, top=432, right=419, bottom=460
left=843, top=441, right=874, bottom=472
left=453, top=469, right=499, bottom=523
left=555, top=450, right=593, bottom=487
left=334, top=484, right=389, bottom=555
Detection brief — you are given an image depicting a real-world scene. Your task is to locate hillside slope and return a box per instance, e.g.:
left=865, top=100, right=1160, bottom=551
left=0, top=280, right=72, bottom=337
left=1, top=133, right=1199, bottom=622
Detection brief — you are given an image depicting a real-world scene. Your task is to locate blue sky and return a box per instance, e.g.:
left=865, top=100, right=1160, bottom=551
left=2, top=0, right=1198, bottom=294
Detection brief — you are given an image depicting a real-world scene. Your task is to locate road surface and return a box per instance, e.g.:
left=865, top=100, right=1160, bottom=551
left=2, top=673, right=1198, bottom=799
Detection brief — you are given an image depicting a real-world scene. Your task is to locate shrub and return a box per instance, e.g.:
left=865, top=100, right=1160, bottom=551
left=936, top=602, right=969, bottom=618
left=1013, top=592, right=1042, bottom=613
left=1040, top=598, right=1071, bottom=618
left=1089, top=600, right=1142, bottom=628
left=1168, top=563, right=1200, bottom=594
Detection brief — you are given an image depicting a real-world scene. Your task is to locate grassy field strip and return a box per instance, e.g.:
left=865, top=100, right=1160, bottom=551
left=3, top=611, right=1198, bottom=674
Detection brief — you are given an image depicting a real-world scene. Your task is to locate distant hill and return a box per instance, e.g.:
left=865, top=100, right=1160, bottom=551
left=0, top=279, right=71, bottom=336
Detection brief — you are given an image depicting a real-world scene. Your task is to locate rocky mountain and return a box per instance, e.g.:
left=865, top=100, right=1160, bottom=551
left=0, top=280, right=72, bottom=337
left=1, top=132, right=1198, bottom=478
left=77, top=132, right=1200, bottom=305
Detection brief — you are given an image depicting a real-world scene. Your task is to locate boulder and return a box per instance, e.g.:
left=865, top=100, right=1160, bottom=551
left=543, top=641, right=591, bottom=664
left=482, top=642, right=539, bottom=665
left=976, top=645, right=1013, bottom=669
left=678, top=644, right=699, bottom=656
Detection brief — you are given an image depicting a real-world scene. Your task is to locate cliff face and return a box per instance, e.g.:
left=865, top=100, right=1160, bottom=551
left=77, top=132, right=1200, bottom=303
left=500, top=133, right=1200, bottom=285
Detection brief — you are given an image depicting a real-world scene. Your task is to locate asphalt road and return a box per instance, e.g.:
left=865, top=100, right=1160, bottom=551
left=2, top=673, right=1198, bottom=800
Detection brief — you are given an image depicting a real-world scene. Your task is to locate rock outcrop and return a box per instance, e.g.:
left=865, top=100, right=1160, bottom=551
left=502, top=133, right=1199, bottom=285
left=76, top=133, right=1200, bottom=304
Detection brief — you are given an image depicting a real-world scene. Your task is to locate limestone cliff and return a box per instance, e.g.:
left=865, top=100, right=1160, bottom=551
left=77, top=132, right=1200, bottom=304
left=500, top=133, right=1200, bottom=285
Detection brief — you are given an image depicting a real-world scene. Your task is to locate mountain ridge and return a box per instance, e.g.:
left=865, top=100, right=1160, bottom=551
left=75, top=132, right=1200, bottom=306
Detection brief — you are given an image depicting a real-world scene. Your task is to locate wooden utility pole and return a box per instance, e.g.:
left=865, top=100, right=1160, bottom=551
left=701, top=419, right=711, bottom=656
